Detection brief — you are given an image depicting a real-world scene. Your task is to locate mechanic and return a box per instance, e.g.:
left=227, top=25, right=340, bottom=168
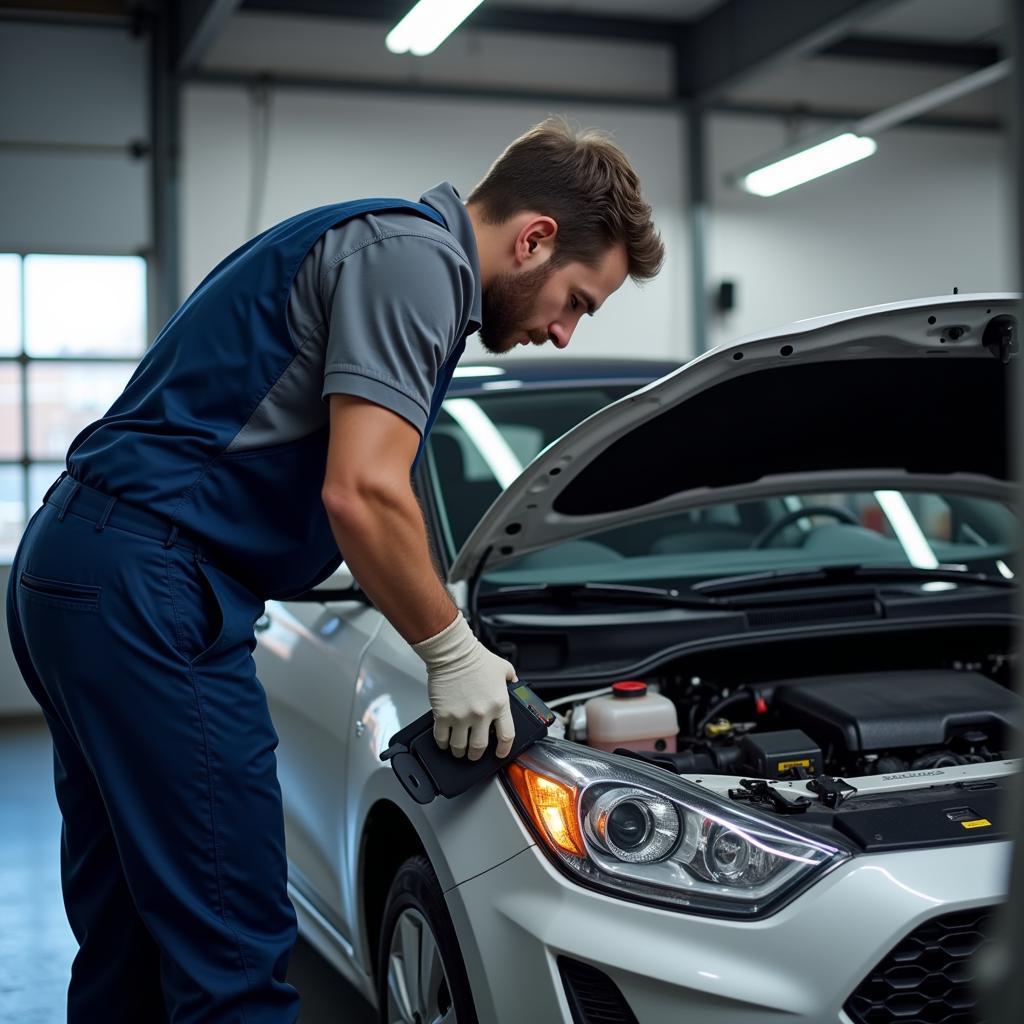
left=6, top=118, right=663, bottom=1023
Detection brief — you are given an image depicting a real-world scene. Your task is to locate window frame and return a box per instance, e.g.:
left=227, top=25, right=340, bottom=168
left=0, top=251, right=146, bottom=558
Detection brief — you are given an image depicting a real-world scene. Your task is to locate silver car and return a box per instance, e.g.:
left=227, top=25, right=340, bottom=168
left=255, top=293, right=1019, bottom=1024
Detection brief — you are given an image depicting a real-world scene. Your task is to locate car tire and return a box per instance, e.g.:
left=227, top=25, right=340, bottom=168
left=376, top=854, right=479, bottom=1024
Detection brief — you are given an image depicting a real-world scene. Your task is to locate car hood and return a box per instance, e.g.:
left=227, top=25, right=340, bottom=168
left=448, top=293, right=1018, bottom=583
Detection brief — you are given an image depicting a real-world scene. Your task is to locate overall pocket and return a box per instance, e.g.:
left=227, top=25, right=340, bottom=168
left=18, top=571, right=100, bottom=612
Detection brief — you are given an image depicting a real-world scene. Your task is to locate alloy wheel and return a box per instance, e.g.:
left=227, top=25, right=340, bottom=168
left=386, top=907, right=455, bottom=1024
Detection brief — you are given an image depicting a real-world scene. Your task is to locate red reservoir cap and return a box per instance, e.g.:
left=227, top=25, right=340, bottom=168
left=612, top=681, right=647, bottom=698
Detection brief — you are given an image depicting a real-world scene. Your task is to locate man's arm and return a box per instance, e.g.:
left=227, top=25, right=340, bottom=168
left=321, top=393, right=454, bottom=642
left=322, top=393, right=516, bottom=760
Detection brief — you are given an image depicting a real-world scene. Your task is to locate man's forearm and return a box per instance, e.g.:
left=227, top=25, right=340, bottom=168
left=322, top=479, right=457, bottom=645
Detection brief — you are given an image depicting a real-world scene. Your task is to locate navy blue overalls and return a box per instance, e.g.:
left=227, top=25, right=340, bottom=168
left=5, top=198, right=464, bottom=1023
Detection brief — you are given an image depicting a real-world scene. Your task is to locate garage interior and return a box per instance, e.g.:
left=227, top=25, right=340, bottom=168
left=1, top=1, right=1022, bottom=1022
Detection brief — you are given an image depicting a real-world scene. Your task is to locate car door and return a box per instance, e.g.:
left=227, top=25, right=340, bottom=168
left=255, top=567, right=384, bottom=946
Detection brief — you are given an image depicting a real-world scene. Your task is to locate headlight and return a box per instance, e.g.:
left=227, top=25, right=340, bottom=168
left=504, top=738, right=848, bottom=918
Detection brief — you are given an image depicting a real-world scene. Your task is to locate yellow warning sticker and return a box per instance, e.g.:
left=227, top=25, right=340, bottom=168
left=961, top=819, right=992, bottom=830
left=778, top=759, right=812, bottom=772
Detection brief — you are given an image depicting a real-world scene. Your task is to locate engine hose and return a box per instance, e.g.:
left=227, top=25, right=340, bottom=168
left=694, top=690, right=753, bottom=738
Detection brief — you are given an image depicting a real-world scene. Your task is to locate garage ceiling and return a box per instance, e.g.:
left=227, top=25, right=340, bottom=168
left=0, top=0, right=1009, bottom=128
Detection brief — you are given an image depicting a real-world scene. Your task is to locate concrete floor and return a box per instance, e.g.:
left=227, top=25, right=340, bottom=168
left=0, top=718, right=375, bottom=1023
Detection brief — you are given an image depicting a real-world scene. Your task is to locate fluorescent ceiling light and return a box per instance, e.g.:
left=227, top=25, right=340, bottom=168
left=386, top=0, right=485, bottom=56
left=732, top=61, right=1011, bottom=198
left=740, top=133, right=877, bottom=197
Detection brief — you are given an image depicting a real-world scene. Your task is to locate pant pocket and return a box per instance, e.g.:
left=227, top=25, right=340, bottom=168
left=167, top=554, right=224, bottom=664
left=18, top=570, right=101, bottom=612
left=168, top=553, right=262, bottom=667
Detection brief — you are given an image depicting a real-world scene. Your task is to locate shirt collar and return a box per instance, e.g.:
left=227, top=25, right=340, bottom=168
left=420, top=181, right=483, bottom=333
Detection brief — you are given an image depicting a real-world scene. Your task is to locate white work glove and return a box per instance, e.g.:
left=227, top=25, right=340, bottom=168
left=412, top=612, right=517, bottom=761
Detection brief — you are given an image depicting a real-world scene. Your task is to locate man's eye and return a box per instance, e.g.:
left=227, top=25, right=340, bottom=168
left=570, top=295, right=579, bottom=311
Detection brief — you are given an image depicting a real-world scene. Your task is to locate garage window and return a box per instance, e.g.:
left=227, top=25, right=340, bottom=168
left=0, top=253, right=146, bottom=561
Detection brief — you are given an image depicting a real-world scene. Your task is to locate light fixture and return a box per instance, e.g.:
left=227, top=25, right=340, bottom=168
left=386, top=0, right=486, bottom=57
left=733, top=59, right=1011, bottom=197
left=740, top=131, right=876, bottom=197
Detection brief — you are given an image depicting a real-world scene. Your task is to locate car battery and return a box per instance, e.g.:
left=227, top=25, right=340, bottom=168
left=739, top=729, right=822, bottom=779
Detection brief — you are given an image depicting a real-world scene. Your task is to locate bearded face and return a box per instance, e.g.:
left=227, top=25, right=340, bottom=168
left=477, top=263, right=555, bottom=355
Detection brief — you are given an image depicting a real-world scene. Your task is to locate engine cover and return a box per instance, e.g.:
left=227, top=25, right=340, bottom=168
left=772, top=670, right=1020, bottom=756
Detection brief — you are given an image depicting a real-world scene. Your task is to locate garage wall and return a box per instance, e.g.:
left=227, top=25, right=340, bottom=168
left=180, top=85, right=690, bottom=363
left=180, top=90, right=1012, bottom=367
left=706, top=113, right=1014, bottom=348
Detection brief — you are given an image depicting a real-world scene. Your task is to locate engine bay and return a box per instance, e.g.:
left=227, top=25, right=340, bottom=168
left=544, top=627, right=1020, bottom=782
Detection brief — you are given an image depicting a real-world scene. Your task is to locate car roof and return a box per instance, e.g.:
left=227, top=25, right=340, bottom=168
left=448, top=356, right=681, bottom=393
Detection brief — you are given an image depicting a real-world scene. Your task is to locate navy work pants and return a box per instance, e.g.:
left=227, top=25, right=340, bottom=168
left=5, top=477, right=300, bottom=1022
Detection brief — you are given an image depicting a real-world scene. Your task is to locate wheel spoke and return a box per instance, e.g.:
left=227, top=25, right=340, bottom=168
left=387, top=950, right=416, bottom=1024
left=399, top=913, right=425, bottom=1014
left=418, top=919, right=444, bottom=1012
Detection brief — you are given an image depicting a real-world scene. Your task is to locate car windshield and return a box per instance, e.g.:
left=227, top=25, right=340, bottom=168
left=424, top=386, right=1018, bottom=588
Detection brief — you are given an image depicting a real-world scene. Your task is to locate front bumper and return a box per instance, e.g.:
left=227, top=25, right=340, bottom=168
left=446, top=829, right=1010, bottom=1024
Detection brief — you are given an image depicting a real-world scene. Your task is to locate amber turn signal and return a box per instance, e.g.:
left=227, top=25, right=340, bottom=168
left=505, top=762, right=586, bottom=858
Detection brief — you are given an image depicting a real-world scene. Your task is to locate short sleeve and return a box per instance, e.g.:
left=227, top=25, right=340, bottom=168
left=321, top=233, right=473, bottom=435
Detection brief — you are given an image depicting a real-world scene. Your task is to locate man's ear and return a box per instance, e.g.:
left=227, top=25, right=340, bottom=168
left=513, top=216, right=557, bottom=268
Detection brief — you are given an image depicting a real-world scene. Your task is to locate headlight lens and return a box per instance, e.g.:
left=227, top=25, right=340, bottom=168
left=504, top=739, right=848, bottom=918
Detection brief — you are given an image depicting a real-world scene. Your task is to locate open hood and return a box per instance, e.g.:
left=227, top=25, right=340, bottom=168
left=448, top=294, right=1018, bottom=583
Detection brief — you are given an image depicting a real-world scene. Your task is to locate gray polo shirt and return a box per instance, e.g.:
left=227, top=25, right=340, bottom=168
left=285, top=181, right=482, bottom=437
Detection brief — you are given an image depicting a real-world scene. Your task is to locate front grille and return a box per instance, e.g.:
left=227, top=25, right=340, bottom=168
left=558, top=956, right=639, bottom=1024
left=844, top=906, right=995, bottom=1024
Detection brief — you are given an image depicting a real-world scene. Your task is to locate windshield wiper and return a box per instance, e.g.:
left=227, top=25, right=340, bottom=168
left=693, top=564, right=1015, bottom=598
left=479, top=581, right=723, bottom=611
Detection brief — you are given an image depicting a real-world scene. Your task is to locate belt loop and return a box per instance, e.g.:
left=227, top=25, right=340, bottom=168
left=42, top=470, right=68, bottom=506
left=56, top=481, right=81, bottom=522
left=95, top=495, right=117, bottom=532
left=164, top=524, right=180, bottom=549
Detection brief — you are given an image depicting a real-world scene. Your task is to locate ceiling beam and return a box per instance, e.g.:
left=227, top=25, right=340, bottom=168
left=175, top=0, right=241, bottom=72
left=678, top=0, right=902, bottom=101
left=822, top=35, right=1002, bottom=67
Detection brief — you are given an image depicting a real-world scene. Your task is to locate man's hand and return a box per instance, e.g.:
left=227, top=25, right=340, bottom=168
left=413, top=612, right=517, bottom=761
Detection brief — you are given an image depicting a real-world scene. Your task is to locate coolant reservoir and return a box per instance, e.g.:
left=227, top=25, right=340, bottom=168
left=585, top=681, right=678, bottom=754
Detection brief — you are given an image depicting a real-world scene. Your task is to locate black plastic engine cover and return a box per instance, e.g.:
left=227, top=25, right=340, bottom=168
left=772, top=670, right=1020, bottom=756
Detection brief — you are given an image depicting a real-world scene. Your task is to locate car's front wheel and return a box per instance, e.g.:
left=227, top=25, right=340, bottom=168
left=377, top=854, right=479, bottom=1024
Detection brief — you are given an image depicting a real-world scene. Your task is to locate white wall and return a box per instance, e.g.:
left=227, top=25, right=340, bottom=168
left=706, top=113, right=1014, bottom=348
left=181, top=85, right=690, bottom=362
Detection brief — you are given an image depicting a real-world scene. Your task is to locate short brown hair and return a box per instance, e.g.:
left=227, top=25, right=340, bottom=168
left=468, top=117, right=664, bottom=283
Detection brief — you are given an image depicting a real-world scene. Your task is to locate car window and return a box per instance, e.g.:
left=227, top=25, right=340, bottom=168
left=482, top=490, right=1016, bottom=588
left=422, top=386, right=1017, bottom=587
left=425, top=386, right=637, bottom=554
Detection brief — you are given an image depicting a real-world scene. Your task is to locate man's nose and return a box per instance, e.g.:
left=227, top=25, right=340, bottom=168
left=549, top=322, right=573, bottom=349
